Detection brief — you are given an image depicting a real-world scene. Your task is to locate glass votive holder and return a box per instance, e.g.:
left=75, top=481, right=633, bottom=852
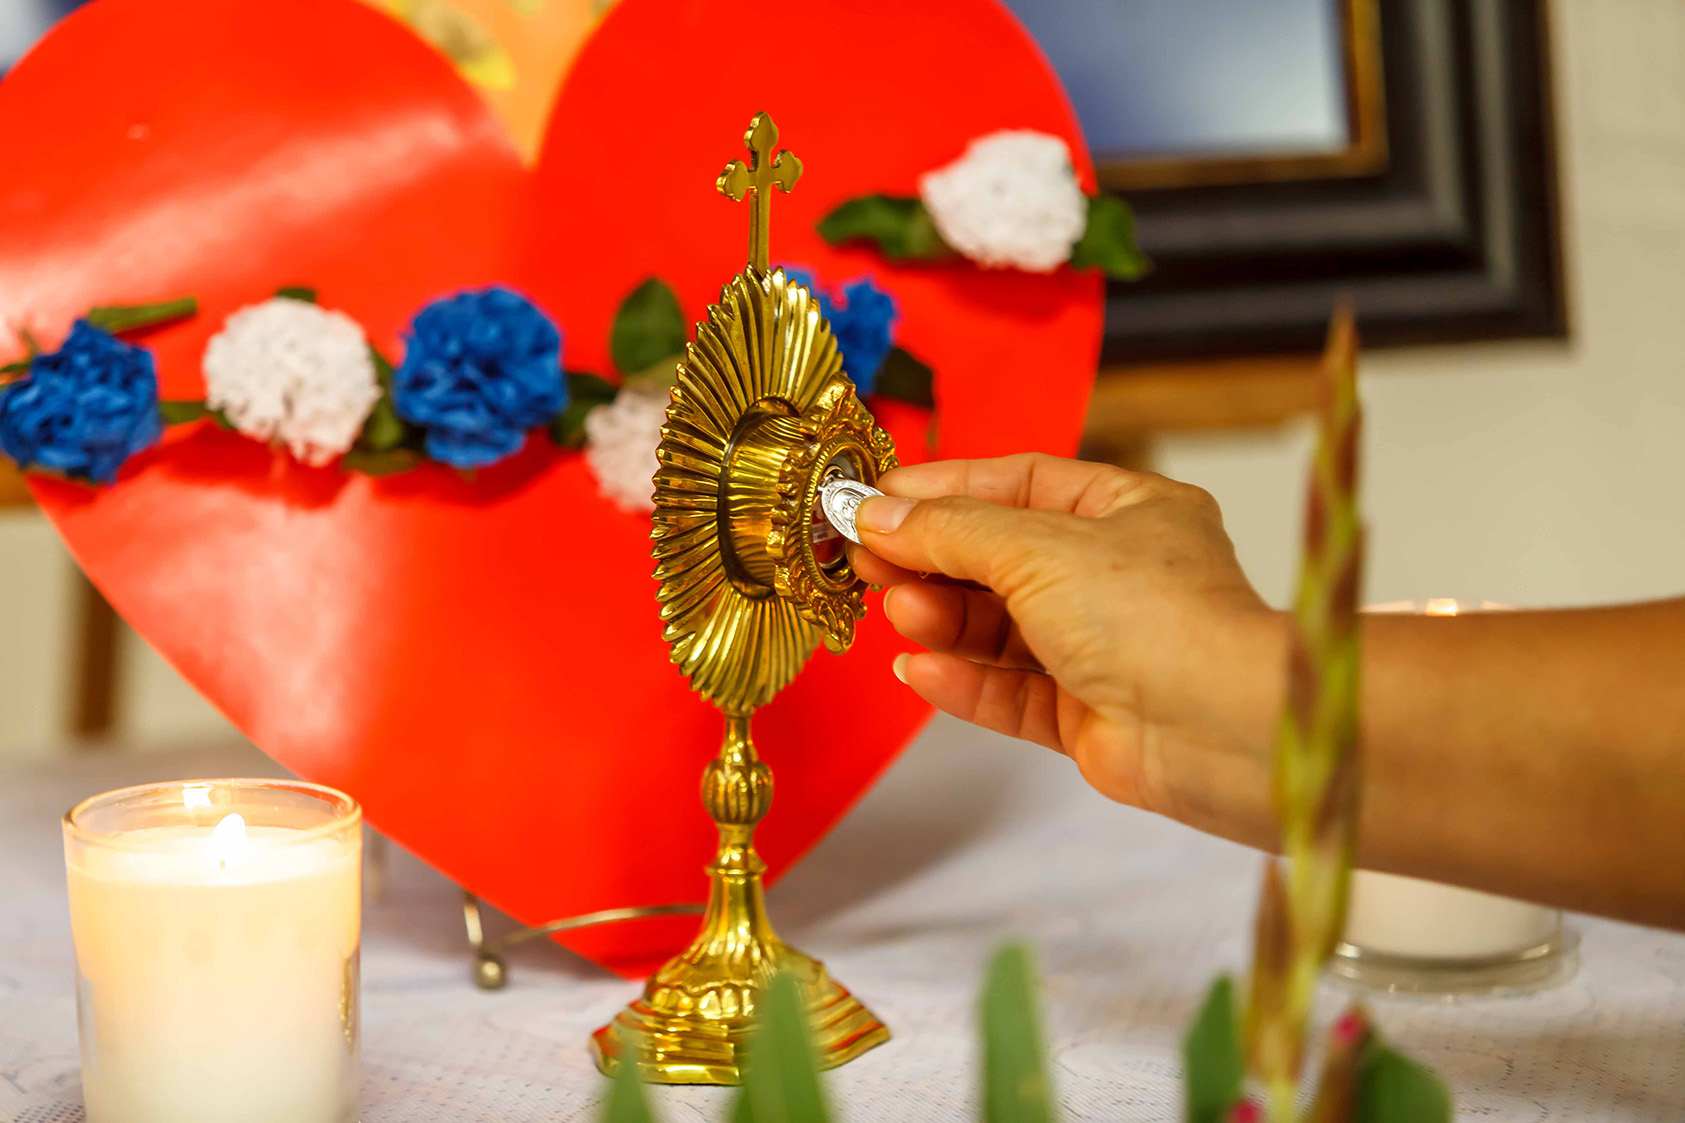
left=1333, top=870, right=1577, bottom=995
left=1330, top=599, right=1578, bottom=996
left=64, top=779, right=362, bottom=1123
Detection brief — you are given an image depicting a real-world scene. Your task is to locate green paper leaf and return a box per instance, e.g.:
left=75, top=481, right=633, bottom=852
left=357, top=348, right=410, bottom=453
left=85, top=296, right=198, bottom=335
left=371, top=347, right=396, bottom=390
left=872, top=347, right=935, bottom=409
left=157, top=400, right=210, bottom=425
left=1, top=360, right=30, bottom=377
left=1182, top=976, right=1246, bottom=1123
left=549, top=371, right=619, bottom=448
left=817, top=195, right=953, bottom=261
left=341, top=448, right=424, bottom=476
left=1356, top=1043, right=1451, bottom=1123
left=624, top=355, right=681, bottom=395
left=275, top=286, right=319, bottom=303
left=981, top=942, right=1054, bottom=1123
left=611, top=278, right=687, bottom=378
left=603, top=1032, right=656, bottom=1123
left=733, top=972, right=831, bottom=1123
left=570, top=371, right=619, bottom=404
left=1070, top=195, right=1150, bottom=281
left=360, top=397, right=407, bottom=452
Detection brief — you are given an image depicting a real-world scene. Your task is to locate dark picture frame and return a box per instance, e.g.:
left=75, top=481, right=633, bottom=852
left=1058, top=0, right=1390, bottom=193
left=1090, top=0, right=1564, bottom=361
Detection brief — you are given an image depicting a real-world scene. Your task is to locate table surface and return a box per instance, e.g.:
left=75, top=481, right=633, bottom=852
left=3, top=718, right=1683, bottom=1122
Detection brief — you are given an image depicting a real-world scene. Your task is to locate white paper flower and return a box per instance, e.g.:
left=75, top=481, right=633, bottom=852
left=918, top=130, right=1088, bottom=273
left=584, top=386, right=669, bottom=514
left=202, top=298, right=382, bottom=467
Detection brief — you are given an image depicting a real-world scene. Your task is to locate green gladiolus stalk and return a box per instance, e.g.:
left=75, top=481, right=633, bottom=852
left=1243, top=308, right=1365, bottom=1122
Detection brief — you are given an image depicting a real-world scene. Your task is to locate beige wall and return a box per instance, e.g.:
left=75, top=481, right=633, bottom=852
left=0, top=514, right=82, bottom=759
left=0, top=0, right=1677, bottom=757
left=1159, top=0, right=1685, bottom=612
left=0, top=516, right=233, bottom=759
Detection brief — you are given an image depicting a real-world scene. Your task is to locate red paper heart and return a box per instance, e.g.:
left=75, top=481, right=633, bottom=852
left=1, top=0, right=1100, bottom=976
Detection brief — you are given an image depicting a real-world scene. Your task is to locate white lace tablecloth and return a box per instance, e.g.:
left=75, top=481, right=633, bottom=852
left=3, top=717, right=1682, bottom=1121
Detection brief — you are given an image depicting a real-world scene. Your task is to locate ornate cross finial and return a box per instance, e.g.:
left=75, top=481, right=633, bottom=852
left=717, top=111, right=803, bottom=274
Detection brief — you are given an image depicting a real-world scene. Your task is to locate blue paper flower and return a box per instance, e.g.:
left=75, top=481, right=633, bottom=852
left=0, top=321, right=162, bottom=484
left=392, top=287, right=566, bottom=468
left=780, top=268, right=898, bottom=395
left=825, top=279, right=897, bottom=396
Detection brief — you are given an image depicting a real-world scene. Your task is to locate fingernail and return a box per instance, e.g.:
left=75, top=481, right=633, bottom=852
left=859, top=495, right=915, bottom=534
left=892, top=653, right=911, bottom=684
left=881, top=585, right=899, bottom=616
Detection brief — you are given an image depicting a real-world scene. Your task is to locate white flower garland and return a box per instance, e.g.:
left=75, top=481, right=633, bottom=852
left=918, top=130, right=1088, bottom=273
left=584, top=385, right=669, bottom=514
left=202, top=298, right=381, bottom=467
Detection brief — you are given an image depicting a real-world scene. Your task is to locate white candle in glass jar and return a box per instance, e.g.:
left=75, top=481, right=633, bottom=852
left=64, top=780, right=361, bottom=1123
left=1343, top=870, right=1560, bottom=959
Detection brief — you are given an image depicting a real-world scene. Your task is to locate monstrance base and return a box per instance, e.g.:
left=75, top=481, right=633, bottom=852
left=589, top=943, right=889, bottom=1085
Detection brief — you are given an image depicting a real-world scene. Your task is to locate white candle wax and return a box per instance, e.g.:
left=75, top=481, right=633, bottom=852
left=65, top=784, right=360, bottom=1123
left=1342, top=870, right=1560, bottom=959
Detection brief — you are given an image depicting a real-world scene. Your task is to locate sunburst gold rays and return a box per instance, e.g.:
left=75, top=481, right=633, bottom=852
left=651, top=268, right=843, bottom=714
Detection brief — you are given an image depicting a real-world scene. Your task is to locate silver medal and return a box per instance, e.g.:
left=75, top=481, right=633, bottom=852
left=817, top=477, right=881, bottom=545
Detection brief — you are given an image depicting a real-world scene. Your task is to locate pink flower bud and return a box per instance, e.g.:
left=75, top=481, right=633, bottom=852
left=1333, top=1009, right=1369, bottom=1046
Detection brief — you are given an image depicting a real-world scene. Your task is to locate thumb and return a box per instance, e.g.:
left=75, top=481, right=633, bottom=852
left=856, top=494, right=1061, bottom=588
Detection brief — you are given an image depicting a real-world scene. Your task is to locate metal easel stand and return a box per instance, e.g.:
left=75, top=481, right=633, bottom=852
left=461, top=891, right=704, bottom=989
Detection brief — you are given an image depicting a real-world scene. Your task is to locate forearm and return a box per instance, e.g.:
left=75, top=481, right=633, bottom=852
left=1352, top=600, right=1685, bottom=927
left=1174, top=599, right=1685, bottom=928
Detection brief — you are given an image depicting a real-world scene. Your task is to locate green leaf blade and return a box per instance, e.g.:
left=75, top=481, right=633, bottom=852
left=623, top=356, right=682, bottom=396
left=157, top=400, right=210, bottom=425
left=871, top=347, right=935, bottom=408
left=981, top=942, right=1054, bottom=1123
left=84, top=296, right=199, bottom=335
left=611, top=279, right=687, bottom=378
left=1070, top=195, right=1150, bottom=281
left=275, top=285, right=319, bottom=303
left=340, top=448, right=423, bottom=476
left=734, top=972, right=832, bottom=1123
left=817, top=195, right=953, bottom=261
left=357, top=348, right=411, bottom=453
left=1182, top=976, right=1246, bottom=1123
left=603, top=1033, right=657, bottom=1123
left=1356, top=1043, right=1451, bottom=1123
left=550, top=371, right=619, bottom=448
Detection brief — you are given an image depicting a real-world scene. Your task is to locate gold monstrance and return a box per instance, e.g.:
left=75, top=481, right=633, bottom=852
left=588, top=113, right=896, bottom=1083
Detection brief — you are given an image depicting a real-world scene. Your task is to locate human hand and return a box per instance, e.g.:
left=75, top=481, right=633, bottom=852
left=850, top=454, right=1284, bottom=842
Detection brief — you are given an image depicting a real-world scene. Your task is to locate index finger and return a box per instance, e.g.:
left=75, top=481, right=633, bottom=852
left=876, top=453, right=1151, bottom=517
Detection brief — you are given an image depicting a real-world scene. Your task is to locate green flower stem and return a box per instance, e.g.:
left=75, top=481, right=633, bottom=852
left=1243, top=308, right=1364, bottom=1123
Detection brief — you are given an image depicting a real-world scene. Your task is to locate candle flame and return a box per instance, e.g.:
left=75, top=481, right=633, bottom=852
left=182, top=784, right=212, bottom=809
left=208, top=812, right=247, bottom=869
left=1424, top=598, right=1461, bottom=616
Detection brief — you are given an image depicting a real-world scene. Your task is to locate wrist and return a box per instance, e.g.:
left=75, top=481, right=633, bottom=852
left=1151, top=606, right=1286, bottom=850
